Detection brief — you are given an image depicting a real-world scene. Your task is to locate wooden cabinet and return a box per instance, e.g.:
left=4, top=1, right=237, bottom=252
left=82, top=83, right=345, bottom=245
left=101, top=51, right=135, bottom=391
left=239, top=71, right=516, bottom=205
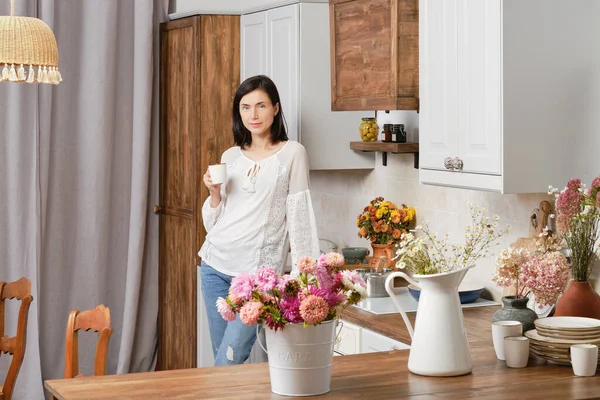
left=158, top=15, right=239, bottom=370
left=419, top=0, right=600, bottom=193
left=329, top=0, right=419, bottom=111
left=241, top=3, right=374, bottom=170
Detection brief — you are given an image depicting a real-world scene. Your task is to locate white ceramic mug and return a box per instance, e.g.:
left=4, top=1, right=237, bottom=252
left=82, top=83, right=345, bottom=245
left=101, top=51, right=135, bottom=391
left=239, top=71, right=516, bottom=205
left=504, top=336, right=529, bottom=368
left=492, top=321, right=523, bottom=360
left=570, top=344, right=598, bottom=377
left=208, top=163, right=227, bottom=185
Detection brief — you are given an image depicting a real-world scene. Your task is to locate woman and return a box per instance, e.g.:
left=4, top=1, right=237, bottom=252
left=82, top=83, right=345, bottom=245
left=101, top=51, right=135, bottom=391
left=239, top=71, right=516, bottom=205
left=198, top=75, right=320, bottom=366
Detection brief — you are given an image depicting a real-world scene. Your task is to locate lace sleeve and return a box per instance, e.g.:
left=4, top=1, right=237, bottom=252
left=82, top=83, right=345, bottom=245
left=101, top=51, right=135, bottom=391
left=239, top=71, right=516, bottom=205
left=201, top=194, right=225, bottom=232
left=286, top=190, right=320, bottom=273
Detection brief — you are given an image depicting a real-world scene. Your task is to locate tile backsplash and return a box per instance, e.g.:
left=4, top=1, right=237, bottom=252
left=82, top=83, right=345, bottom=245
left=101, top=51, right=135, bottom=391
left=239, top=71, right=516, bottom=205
left=309, top=110, right=577, bottom=300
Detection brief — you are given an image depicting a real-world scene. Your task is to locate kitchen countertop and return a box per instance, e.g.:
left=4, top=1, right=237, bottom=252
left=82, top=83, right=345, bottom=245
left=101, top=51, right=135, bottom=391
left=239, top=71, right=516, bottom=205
left=341, top=303, right=500, bottom=345
left=45, top=305, right=600, bottom=400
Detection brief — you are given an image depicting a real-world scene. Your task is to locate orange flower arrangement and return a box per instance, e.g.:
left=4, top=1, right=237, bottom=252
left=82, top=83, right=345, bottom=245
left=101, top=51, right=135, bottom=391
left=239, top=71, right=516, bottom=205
left=356, top=197, right=416, bottom=245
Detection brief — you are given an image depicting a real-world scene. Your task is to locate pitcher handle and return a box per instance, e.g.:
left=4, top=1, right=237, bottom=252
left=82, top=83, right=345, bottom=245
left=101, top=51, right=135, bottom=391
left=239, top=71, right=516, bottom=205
left=385, top=272, right=417, bottom=339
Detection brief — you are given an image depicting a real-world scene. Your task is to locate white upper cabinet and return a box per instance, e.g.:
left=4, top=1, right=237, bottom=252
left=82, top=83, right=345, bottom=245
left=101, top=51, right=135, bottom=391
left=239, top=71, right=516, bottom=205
left=419, top=0, right=600, bottom=193
left=241, top=12, right=267, bottom=79
left=241, top=3, right=374, bottom=170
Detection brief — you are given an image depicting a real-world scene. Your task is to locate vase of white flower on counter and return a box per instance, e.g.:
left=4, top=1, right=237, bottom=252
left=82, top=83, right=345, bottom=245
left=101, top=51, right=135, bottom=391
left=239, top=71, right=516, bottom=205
left=384, top=204, right=509, bottom=377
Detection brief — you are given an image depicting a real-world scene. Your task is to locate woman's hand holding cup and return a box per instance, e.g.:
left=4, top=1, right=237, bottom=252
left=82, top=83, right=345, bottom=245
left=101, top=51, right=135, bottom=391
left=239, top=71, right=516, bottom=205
left=204, top=164, right=227, bottom=207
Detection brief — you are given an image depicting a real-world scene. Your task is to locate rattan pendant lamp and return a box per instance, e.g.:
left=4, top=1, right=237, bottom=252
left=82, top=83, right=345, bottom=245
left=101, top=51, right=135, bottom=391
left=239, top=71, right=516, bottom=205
left=0, top=0, right=61, bottom=84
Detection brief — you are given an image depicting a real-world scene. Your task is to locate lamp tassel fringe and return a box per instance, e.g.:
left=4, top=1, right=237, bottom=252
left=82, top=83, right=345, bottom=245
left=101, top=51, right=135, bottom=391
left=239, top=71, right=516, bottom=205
left=0, top=63, right=62, bottom=84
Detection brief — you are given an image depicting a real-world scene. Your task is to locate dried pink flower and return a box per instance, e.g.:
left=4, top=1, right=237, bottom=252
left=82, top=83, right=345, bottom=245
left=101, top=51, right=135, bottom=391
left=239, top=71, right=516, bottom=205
left=216, top=297, right=236, bottom=322
left=555, top=186, right=583, bottom=233
left=299, top=295, right=329, bottom=325
left=239, top=301, right=263, bottom=325
left=521, top=252, right=570, bottom=307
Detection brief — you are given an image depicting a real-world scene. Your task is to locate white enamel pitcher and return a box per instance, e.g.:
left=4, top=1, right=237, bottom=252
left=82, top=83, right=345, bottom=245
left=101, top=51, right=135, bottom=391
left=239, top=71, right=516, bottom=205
left=384, top=265, right=474, bottom=376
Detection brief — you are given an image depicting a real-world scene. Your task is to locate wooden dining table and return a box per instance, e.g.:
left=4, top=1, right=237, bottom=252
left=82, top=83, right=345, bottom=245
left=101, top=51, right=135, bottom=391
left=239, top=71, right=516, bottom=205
left=45, top=307, right=600, bottom=399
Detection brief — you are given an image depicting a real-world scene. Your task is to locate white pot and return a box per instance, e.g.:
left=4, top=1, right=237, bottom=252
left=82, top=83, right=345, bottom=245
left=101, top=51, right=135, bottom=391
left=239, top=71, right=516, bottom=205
left=258, top=319, right=339, bottom=396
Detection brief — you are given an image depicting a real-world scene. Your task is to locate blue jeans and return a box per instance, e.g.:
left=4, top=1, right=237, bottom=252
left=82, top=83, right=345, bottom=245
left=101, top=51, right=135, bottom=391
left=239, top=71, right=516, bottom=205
left=200, top=261, right=260, bottom=366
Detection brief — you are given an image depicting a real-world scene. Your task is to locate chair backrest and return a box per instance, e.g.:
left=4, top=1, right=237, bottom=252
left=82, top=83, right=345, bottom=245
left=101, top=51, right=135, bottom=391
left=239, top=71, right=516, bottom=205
left=0, top=277, right=33, bottom=400
left=64, top=304, right=113, bottom=378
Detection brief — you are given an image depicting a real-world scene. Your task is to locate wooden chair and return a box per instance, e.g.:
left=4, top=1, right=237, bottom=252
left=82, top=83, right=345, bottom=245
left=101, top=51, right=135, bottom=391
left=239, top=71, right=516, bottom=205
left=0, top=277, right=33, bottom=400
left=64, top=304, right=113, bottom=378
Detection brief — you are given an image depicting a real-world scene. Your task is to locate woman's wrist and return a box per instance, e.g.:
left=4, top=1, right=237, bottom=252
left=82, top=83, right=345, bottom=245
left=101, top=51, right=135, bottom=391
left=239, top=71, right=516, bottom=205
left=209, top=190, right=221, bottom=208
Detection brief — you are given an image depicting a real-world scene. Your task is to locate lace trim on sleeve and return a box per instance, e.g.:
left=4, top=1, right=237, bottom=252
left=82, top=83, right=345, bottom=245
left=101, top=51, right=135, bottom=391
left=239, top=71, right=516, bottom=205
left=286, top=189, right=320, bottom=272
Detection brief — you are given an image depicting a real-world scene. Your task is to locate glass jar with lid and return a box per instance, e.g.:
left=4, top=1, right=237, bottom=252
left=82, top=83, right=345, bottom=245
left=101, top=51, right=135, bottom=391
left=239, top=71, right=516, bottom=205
left=359, top=118, right=379, bottom=142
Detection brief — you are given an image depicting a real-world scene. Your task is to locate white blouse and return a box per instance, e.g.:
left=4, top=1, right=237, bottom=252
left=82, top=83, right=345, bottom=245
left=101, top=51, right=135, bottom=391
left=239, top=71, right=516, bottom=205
left=198, top=141, right=320, bottom=276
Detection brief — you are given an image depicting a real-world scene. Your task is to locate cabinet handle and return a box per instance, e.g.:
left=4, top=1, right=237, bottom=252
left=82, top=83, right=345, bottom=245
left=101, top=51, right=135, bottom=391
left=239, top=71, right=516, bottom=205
left=452, top=157, right=464, bottom=171
left=444, top=157, right=454, bottom=170
left=154, top=205, right=162, bottom=214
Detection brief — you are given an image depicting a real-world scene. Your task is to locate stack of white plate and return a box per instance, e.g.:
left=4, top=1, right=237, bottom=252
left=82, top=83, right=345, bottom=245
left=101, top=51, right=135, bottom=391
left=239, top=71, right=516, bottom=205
left=525, top=316, right=600, bottom=365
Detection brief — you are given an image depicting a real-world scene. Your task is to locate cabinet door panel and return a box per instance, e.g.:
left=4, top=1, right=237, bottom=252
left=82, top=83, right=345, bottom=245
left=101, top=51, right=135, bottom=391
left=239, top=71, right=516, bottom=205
left=361, top=328, right=410, bottom=353
left=457, top=0, right=501, bottom=174
left=419, top=0, right=458, bottom=170
left=267, top=5, right=299, bottom=142
left=241, top=12, right=268, bottom=80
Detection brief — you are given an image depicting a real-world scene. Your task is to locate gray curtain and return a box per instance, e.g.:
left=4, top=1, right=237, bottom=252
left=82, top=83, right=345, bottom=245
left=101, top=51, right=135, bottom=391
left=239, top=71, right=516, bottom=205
left=0, top=0, right=168, bottom=398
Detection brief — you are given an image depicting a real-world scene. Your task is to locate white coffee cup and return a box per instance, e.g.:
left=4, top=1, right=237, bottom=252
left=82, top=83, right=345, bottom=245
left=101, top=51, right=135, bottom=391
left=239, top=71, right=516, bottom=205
left=570, top=344, right=598, bottom=377
left=504, top=336, right=529, bottom=368
left=208, top=163, right=227, bottom=185
left=492, top=321, right=523, bottom=360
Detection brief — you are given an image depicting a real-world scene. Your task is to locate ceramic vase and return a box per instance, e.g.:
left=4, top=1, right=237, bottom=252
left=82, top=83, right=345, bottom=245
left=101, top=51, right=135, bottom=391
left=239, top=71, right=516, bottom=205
left=371, top=243, right=395, bottom=268
left=554, top=280, right=600, bottom=319
left=492, top=296, right=538, bottom=333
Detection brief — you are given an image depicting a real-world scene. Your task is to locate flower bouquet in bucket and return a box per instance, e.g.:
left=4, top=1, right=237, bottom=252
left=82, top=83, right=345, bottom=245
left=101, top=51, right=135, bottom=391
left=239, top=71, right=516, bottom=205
left=217, top=252, right=367, bottom=396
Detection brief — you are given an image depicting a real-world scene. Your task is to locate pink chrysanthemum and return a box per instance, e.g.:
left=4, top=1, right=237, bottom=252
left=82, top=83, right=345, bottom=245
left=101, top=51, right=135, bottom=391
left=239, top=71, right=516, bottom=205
left=256, top=266, right=278, bottom=292
left=297, top=256, right=317, bottom=274
left=299, top=295, right=330, bottom=325
left=324, top=252, right=345, bottom=267
left=341, top=270, right=366, bottom=287
left=230, top=272, right=255, bottom=300
left=216, top=297, right=236, bottom=322
left=228, top=289, right=243, bottom=305
left=239, top=301, right=263, bottom=325
left=276, top=275, right=293, bottom=292
left=317, top=253, right=328, bottom=269
left=309, top=285, right=346, bottom=308
left=260, top=293, right=276, bottom=304
left=280, top=295, right=302, bottom=323
left=315, top=263, right=335, bottom=289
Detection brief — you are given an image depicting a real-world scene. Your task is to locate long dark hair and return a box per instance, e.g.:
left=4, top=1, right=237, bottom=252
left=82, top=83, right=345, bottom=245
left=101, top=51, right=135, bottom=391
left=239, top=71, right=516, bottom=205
left=232, top=75, right=288, bottom=148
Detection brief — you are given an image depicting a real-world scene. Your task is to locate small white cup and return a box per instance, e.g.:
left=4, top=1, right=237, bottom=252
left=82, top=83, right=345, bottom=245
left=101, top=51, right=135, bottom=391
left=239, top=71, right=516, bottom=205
left=208, top=163, right=227, bottom=185
left=570, top=344, right=598, bottom=377
left=492, top=321, right=523, bottom=360
left=504, top=336, right=529, bottom=368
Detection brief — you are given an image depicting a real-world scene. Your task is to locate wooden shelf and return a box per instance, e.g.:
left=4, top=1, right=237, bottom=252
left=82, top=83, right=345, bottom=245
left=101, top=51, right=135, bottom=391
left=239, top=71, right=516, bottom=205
left=350, top=141, right=419, bottom=168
